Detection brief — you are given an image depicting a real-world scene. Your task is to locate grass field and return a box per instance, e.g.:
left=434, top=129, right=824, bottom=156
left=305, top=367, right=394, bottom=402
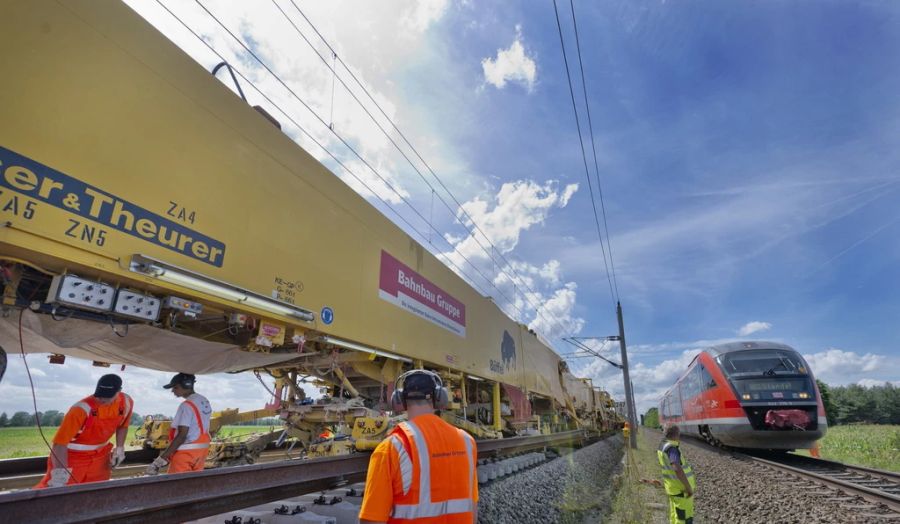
left=795, top=424, right=900, bottom=472
left=0, top=426, right=275, bottom=459
left=609, top=429, right=668, bottom=523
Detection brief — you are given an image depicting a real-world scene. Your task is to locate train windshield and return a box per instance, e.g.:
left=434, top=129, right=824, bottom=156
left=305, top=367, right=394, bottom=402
left=718, top=349, right=808, bottom=377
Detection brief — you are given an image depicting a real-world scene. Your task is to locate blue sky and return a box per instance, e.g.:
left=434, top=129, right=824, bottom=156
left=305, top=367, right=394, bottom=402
left=4, top=0, right=900, bottom=416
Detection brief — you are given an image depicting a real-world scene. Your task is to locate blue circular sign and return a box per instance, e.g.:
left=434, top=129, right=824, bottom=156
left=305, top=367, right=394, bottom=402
left=321, top=306, right=334, bottom=325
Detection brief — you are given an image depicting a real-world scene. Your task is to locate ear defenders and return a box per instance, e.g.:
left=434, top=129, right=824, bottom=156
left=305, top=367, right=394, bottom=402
left=390, top=369, right=450, bottom=411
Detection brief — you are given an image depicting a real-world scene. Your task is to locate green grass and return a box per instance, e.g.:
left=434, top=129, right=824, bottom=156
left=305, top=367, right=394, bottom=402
left=0, top=427, right=139, bottom=459
left=0, top=425, right=277, bottom=459
left=213, top=425, right=279, bottom=439
left=795, top=424, right=900, bottom=472
left=609, top=429, right=669, bottom=523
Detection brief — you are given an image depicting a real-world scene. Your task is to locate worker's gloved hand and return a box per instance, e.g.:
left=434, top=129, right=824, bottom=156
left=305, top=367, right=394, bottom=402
left=110, top=446, right=126, bottom=468
left=48, top=467, right=72, bottom=488
left=144, top=456, right=169, bottom=476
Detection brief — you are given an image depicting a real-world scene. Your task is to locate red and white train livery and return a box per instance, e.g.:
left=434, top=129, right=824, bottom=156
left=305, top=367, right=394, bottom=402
left=658, top=341, right=827, bottom=449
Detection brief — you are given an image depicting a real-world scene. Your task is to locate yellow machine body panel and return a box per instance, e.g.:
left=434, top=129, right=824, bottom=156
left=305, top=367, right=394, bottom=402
left=562, top=373, right=593, bottom=412
left=0, top=1, right=610, bottom=408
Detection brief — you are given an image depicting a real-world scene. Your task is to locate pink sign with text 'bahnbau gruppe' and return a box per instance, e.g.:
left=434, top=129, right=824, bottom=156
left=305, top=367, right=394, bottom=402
left=378, top=250, right=466, bottom=337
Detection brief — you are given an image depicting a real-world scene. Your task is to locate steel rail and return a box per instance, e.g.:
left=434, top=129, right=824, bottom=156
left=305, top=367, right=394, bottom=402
left=747, top=455, right=900, bottom=514
left=661, top=428, right=900, bottom=514
left=0, top=453, right=371, bottom=523
left=0, top=449, right=298, bottom=491
left=780, top=454, right=900, bottom=484
left=0, top=429, right=590, bottom=523
left=0, top=449, right=157, bottom=476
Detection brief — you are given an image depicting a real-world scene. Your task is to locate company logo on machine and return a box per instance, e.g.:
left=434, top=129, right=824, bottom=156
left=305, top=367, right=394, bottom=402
left=0, top=146, right=226, bottom=267
left=321, top=306, right=334, bottom=325
left=378, top=250, right=466, bottom=337
left=490, top=330, right=517, bottom=374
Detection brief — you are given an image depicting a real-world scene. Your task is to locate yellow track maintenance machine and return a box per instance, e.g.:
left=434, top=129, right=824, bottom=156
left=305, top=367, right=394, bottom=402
left=0, top=0, right=617, bottom=455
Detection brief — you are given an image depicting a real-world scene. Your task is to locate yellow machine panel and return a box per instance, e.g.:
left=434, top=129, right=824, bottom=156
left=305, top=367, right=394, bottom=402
left=0, top=1, right=617, bottom=442
left=0, top=0, right=562, bottom=397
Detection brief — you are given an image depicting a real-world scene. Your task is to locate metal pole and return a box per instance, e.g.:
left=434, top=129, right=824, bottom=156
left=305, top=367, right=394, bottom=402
left=617, top=301, right=638, bottom=448
left=630, top=379, right=638, bottom=433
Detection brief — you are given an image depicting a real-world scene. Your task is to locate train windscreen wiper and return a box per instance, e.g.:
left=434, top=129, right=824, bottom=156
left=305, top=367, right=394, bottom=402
left=763, top=358, right=789, bottom=376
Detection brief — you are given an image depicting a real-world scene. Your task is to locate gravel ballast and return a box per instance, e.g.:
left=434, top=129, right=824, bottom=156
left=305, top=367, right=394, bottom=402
left=677, top=438, right=897, bottom=523
left=478, top=435, right=624, bottom=523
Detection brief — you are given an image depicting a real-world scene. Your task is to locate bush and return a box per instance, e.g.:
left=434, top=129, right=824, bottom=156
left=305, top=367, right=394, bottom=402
left=643, top=407, right=660, bottom=428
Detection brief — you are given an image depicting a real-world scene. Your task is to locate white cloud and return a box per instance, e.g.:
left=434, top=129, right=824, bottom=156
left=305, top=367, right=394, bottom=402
left=528, top=282, right=585, bottom=339
left=802, top=348, right=890, bottom=384
left=737, top=321, right=772, bottom=337
left=560, top=184, right=578, bottom=206
left=538, top=260, right=562, bottom=285
left=579, top=348, right=704, bottom=414
left=0, top=355, right=317, bottom=417
left=481, top=25, right=537, bottom=91
left=449, top=180, right=578, bottom=263
left=402, top=0, right=449, bottom=32
left=857, top=378, right=900, bottom=388
left=437, top=180, right=582, bottom=336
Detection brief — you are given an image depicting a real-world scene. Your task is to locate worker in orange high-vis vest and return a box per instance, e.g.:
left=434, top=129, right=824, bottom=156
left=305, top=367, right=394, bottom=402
left=359, top=369, right=478, bottom=524
left=35, top=374, right=133, bottom=488
left=145, top=373, right=212, bottom=475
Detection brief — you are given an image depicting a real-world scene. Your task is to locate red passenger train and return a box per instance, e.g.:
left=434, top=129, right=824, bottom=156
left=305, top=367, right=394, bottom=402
left=658, top=341, right=827, bottom=449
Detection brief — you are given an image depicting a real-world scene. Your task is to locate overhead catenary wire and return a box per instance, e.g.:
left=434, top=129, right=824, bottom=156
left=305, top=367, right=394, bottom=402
left=568, top=0, right=620, bottom=301
left=272, top=0, right=577, bottom=337
left=180, top=0, right=578, bottom=335
left=188, top=0, right=530, bottom=321
left=157, top=0, right=529, bottom=321
left=284, top=0, right=561, bottom=313
left=552, top=0, right=617, bottom=309
left=153, top=1, right=492, bottom=303
left=562, top=337, right=621, bottom=368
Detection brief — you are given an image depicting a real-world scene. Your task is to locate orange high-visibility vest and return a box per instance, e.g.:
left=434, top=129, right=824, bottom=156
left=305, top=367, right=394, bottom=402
left=34, top=392, right=132, bottom=488
left=68, top=393, right=132, bottom=451
left=167, top=399, right=211, bottom=474
left=387, top=418, right=476, bottom=522
left=167, top=399, right=211, bottom=451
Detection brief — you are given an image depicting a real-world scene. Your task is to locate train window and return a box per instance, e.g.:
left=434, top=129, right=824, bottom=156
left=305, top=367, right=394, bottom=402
left=719, top=349, right=807, bottom=377
left=671, top=387, right=683, bottom=417
left=682, top=366, right=699, bottom=399
left=700, top=364, right=716, bottom=390
left=690, top=365, right=702, bottom=397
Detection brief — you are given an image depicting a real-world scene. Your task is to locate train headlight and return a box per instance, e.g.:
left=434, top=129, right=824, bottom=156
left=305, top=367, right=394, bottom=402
left=798, top=392, right=810, bottom=399
left=741, top=394, right=751, bottom=400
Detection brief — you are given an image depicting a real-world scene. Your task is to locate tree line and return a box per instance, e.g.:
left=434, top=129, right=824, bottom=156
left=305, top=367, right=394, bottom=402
left=0, top=411, right=282, bottom=427
left=641, top=381, right=900, bottom=427
left=818, top=381, right=900, bottom=425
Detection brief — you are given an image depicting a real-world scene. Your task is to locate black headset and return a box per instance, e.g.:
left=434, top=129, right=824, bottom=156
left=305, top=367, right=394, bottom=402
left=391, top=369, right=449, bottom=411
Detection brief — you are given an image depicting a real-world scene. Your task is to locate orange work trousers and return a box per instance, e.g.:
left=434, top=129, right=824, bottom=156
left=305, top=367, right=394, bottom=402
left=34, top=443, right=112, bottom=488
left=167, top=448, right=209, bottom=473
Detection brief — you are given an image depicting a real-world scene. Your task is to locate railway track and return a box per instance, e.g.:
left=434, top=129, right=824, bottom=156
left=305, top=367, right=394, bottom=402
left=744, top=452, right=900, bottom=516
left=0, top=429, right=589, bottom=523
left=663, top=428, right=900, bottom=518
left=0, top=449, right=298, bottom=491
